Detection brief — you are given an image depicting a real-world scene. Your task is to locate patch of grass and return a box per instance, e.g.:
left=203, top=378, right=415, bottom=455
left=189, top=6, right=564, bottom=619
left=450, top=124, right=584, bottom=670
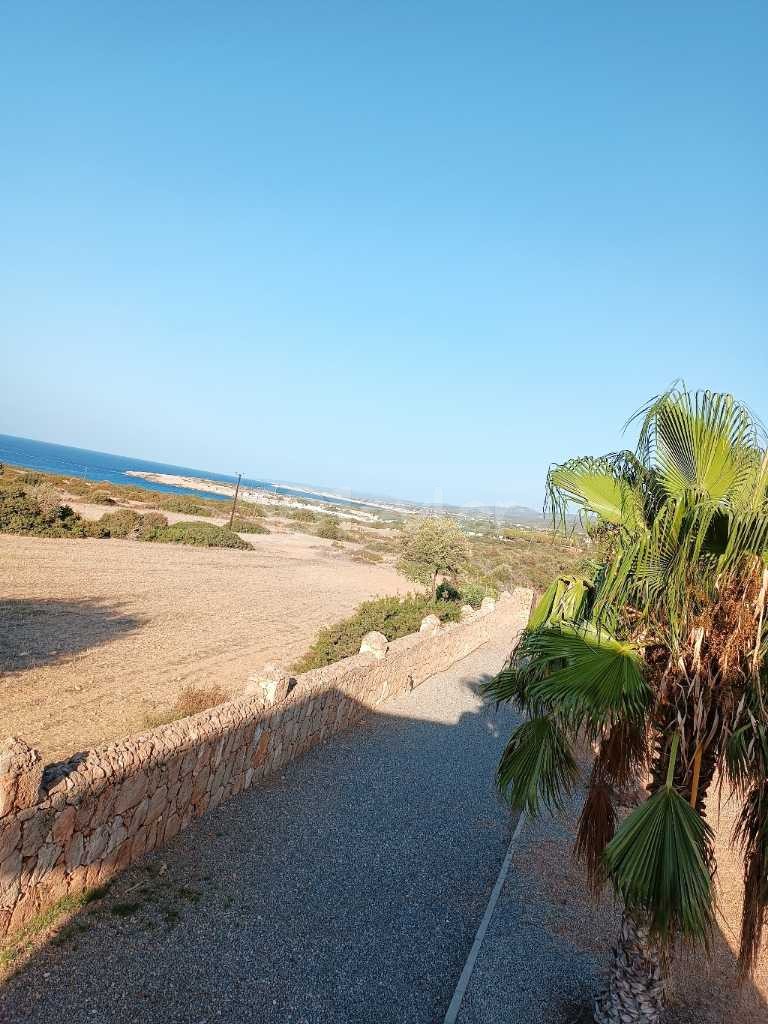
left=286, top=508, right=317, bottom=522
left=292, top=594, right=461, bottom=672
left=138, top=521, right=253, bottom=550
left=236, top=500, right=266, bottom=517
left=0, top=886, right=107, bottom=971
left=144, top=685, right=227, bottom=728
left=315, top=516, right=340, bottom=540
left=159, top=495, right=213, bottom=516
left=352, top=550, right=383, bottom=563
left=98, top=508, right=142, bottom=537
left=89, top=491, right=116, bottom=505
left=230, top=516, right=268, bottom=534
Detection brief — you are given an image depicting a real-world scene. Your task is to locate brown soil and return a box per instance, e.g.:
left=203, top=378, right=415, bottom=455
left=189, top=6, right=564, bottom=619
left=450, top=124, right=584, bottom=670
left=0, top=531, right=411, bottom=763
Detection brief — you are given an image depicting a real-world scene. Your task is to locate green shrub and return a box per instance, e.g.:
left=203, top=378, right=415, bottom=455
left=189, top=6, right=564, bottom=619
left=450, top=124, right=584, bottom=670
left=236, top=501, right=266, bottom=518
left=159, top=495, right=212, bottom=516
left=230, top=517, right=268, bottom=534
left=315, top=516, right=340, bottom=540
left=0, top=486, right=106, bottom=538
left=139, top=511, right=168, bottom=528
left=292, top=594, right=460, bottom=673
left=286, top=508, right=317, bottom=522
left=458, top=579, right=497, bottom=608
left=89, top=491, right=116, bottom=505
left=63, top=478, right=94, bottom=496
left=138, top=521, right=253, bottom=550
left=98, top=509, right=142, bottom=538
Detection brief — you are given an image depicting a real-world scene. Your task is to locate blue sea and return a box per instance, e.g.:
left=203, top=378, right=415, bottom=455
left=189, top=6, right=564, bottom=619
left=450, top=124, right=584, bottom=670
left=0, top=434, right=346, bottom=506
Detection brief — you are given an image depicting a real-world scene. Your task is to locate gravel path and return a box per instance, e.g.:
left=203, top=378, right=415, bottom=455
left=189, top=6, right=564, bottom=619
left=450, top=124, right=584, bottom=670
left=0, top=635, right=520, bottom=1024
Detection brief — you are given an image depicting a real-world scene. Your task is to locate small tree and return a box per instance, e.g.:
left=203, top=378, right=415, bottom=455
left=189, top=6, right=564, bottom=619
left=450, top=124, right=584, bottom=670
left=398, top=516, right=469, bottom=596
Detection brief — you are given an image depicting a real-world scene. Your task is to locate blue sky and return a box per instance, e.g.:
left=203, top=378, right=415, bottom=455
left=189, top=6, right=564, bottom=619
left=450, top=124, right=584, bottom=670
left=2, top=3, right=766, bottom=508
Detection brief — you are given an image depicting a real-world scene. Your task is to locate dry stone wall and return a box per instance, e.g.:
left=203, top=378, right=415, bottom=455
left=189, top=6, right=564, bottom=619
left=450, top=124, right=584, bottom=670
left=0, top=588, right=533, bottom=939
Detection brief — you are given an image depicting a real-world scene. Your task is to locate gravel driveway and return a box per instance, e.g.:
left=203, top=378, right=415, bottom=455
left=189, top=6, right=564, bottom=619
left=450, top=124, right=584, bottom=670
left=0, top=636, right=520, bottom=1024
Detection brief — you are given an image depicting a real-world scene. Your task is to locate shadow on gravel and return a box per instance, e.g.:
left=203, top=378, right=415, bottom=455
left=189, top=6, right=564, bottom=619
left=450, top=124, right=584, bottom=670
left=0, top=598, right=142, bottom=673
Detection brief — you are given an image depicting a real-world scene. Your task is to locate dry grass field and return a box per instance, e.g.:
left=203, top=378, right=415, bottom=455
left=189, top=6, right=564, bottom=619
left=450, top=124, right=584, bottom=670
left=0, top=532, right=411, bottom=762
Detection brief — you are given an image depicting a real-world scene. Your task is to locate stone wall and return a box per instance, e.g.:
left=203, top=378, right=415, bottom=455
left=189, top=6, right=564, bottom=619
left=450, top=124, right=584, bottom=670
left=0, top=588, right=533, bottom=939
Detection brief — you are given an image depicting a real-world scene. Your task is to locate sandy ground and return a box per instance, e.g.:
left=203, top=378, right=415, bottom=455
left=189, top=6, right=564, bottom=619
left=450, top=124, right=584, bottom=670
left=0, top=532, right=411, bottom=763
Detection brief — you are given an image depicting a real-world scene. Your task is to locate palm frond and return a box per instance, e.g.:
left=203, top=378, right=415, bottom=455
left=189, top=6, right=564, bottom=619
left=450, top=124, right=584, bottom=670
left=547, top=454, right=647, bottom=532
left=603, top=768, right=715, bottom=942
left=575, top=772, right=616, bottom=894
left=528, top=574, right=594, bottom=631
left=496, top=716, right=578, bottom=815
left=524, top=625, right=651, bottom=731
left=633, top=386, right=763, bottom=506
left=733, top=780, right=768, bottom=977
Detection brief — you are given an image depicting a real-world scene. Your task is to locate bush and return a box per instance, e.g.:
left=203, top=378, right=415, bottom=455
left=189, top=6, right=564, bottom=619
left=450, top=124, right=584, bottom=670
left=89, top=491, right=116, bottom=505
left=144, top=685, right=227, bottom=728
left=0, top=485, right=106, bottom=538
left=398, top=517, right=470, bottom=595
left=159, top=495, right=212, bottom=516
left=292, top=594, right=461, bottom=673
left=286, top=508, right=317, bottom=522
left=458, top=580, right=497, bottom=608
left=98, top=509, right=142, bottom=538
left=315, top=516, right=340, bottom=540
left=230, top=517, right=268, bottom=534
left=25, top=483, right=63, bottom=521
left=62, top=478, right=93, bottom=497
left=138, top=511, right=167, bottom=528
left=138, top=521, right=253, bottom=550
left=236, top=501, right=266, bottom=518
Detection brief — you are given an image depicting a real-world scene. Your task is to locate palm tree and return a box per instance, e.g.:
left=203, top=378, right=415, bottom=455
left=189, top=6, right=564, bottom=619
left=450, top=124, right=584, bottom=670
left=485, top=386, right=768, bottom=1024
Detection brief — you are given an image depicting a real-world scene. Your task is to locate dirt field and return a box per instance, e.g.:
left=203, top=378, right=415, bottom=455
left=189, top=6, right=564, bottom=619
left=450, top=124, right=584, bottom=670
left=0, top=532, right=411, bottom=763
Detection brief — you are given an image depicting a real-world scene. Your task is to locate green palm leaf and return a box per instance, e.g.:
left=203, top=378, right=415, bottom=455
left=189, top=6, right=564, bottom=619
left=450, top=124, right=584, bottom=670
left=634, top=387, right=760, bottom=505
left=603, top=737, right=715, bottom=942
left=548, top=455, right=646, bottom=530
left=524, top=625, right=651, bottom=729
left=496, top=716, right=578, bottom=814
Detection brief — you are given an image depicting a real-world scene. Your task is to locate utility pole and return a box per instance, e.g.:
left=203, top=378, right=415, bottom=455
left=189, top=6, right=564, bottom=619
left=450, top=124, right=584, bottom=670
left=228, top=473, right=242, bottom=529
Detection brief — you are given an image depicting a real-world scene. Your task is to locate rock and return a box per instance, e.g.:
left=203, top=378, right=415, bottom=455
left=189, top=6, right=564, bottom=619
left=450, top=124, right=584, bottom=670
left=359, top=631, right=388, bottom=659
left=499, top=590, right=513, bottom=601
left=480, top=596, right=496, bottom=614
left=419, top=614, right=441, bottom=636
left=0, top=737, right=43, bottom=815
left=51, top=805, right=77, bottom=844
left=460, top=605, right=475, bottom=621
left=244, top=663, right=292, bottom=708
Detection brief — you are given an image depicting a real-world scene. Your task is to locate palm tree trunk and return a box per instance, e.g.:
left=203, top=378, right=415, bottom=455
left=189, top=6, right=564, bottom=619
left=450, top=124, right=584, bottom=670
left=593, top=912, right=665, bottom=1024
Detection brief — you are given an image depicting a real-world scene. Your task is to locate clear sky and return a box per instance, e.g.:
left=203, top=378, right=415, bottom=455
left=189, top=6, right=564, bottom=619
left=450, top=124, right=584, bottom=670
left=2, top=3, right=766, bottom=508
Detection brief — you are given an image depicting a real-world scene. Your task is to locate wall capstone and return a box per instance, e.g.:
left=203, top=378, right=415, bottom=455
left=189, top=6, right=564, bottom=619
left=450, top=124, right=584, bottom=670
left=359, top=631, right=388, bottom=659
left=0, top=737, right=43, bottom=818
left=243, top=664, right=292, bottom=708
left=419, top=614, right=441, bottom=635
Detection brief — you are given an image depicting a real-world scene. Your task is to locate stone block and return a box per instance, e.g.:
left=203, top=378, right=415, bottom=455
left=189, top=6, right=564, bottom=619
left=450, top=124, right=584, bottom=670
left=419, top=614, right=441, bottom=635
left=359, top=631, right=388, bottom=659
